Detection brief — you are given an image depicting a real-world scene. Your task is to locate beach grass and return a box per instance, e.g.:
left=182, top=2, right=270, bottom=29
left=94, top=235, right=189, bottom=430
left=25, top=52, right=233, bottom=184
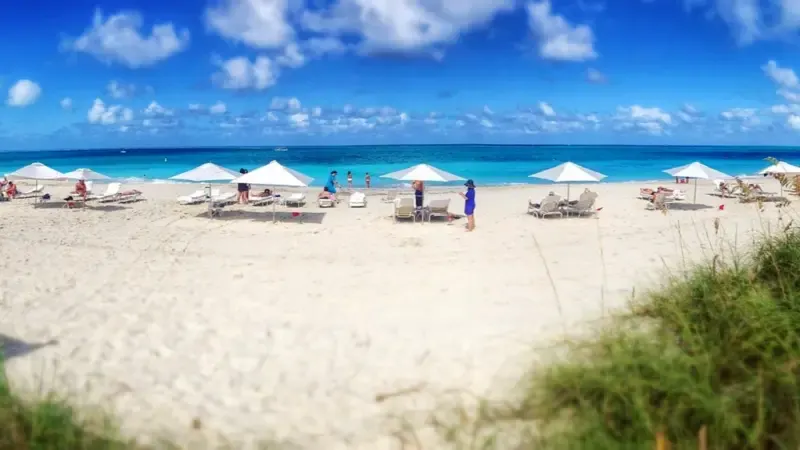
left=428, top=226, right=800, bottom=449
left=0, top=354, right=139, bottom=450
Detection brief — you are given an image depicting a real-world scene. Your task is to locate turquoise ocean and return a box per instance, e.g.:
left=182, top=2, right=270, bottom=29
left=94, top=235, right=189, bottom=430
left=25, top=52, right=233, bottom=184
left=0, top=145, right=794, bottom=187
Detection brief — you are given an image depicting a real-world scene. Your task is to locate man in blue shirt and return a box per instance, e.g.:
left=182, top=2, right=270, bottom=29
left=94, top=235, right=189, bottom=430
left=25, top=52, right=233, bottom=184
left=460, top=179, right=476, bottom=231
left=325, top=170, right=338, bottom=194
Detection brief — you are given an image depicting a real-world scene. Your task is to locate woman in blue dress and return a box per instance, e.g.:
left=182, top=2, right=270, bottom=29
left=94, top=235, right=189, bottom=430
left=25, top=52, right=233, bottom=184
left=460, top=179, right=476, bottom=231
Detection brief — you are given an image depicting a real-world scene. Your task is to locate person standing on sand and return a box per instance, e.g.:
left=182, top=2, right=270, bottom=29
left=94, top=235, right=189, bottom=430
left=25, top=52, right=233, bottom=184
left=460, top=179, right=476, bottom=232
left=365, top=172, right=371, bottom=188
left=347, top=171, right=353, bottom=189
left=237, top=168, right=250, bottom=204
left=413, top=180, right=424, bottom=208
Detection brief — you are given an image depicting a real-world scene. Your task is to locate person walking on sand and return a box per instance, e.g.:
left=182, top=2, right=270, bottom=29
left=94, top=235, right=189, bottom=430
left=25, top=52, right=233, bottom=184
left=347, top=171, right=353, bottom=189
left=412, top=180, right=424, bottom=208
left=365, top=172, right=371, bottom=189
left=460, top=179, right=476, bottom=232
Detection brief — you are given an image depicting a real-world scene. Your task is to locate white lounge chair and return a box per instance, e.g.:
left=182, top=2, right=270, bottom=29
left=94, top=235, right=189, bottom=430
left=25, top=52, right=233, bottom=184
left=249, top=194, right=274, bottom=206
left=529, top=196, right=563, bottom=218
left=283, top=193, right=306, bottom=207
left=92, top=182, right=122, bottom=202
left=349, top=192, right=367, bottom=208
left=561, top=191, right=598, bottom=217
left=209, top=192, right=236, bottom=206
left=177, top=190, right=206, bottom=205
left=394, top=197, right=417, bottom=222
left=15, top=185, right=45, bottom=199
left=318, top=196, right=336, bottom=208
left=427, top=199, right=450, bottom=222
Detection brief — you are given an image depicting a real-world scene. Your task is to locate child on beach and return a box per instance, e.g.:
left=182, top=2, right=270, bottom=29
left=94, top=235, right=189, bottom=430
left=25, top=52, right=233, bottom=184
left=365, top=172, right=371, bottom=188
left=237, top=168, right=250, bottom=204
left=347, top=171, right=353, bottom=189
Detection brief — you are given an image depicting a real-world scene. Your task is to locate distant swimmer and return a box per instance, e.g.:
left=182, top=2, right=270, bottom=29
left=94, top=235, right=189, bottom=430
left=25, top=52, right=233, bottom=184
left=164, top=158, right=168, bottom=162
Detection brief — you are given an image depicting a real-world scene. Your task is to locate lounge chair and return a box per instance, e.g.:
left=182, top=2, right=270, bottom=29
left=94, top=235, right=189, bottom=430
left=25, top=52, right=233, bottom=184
left=427, top=199, right=451, bottom=221
left=394, top=197, right=417, bottom=222
left=561, top=191, right=598, bottom=217
left=283, top=193, right=306, bottom=207
left=665, top=189, right=686, bottom=201
left=177, top=190, right=206, bottom=205
left=209, top=192, right=236, bottom=206
left=249, top=194, right=274, bottom=206
left=382, top=189, right=398, bottom=203
left=92, top=182, right=122, bottom=202
left=349, top=192, right=367, bottom=208
left=646, top=193, right=668, bottom=210
left=318, top=196, right=336, bottom=208
left=15, top=185, right=45, bottom=199
left=529, top=196, right=563, bottom=218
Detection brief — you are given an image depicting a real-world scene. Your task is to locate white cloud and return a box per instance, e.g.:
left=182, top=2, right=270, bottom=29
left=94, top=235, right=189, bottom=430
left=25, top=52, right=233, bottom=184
left=789, top=114, right=800, bottom=130
left=87, top=98, right=133, bottom=124
left=720, top=107, right=756, bottom=120
left=301, top=0, right=515, bottom=54
left=213, top=55, right=277, bottom=90
left=188, top=103, right=204, bottom=111
left=586, top=68, right=606, bottom=83
left=7, top=80, right=41, bottom=107
left=539, top=101, right=556, bottom=116
left=618, top=105, right=672, bottom=124
left=637, top=121, right=665, bottom=135
left=276, top=42, right=306, bottom=68
left=526, top=0, right=597, bottom=62
left=270, top=96, right=301, bottom=111
left=689, top=0, right=800, bottom=44
left=480, top=119, right=494, bottom=128
left=143, top=101, right=173, bottom=116
left=60, top=97, right=73, bottom=111
left=289, top=112, right=310, bottom=128
left=107, top=80, right=136, bottom=99
left=483, top=105, right=494, bottom=115
left=205, top=0, right=293, bottom=49
left=209, top=101, right=227, bottom=115
left=779, top=88, right=800, bottom=102
left=305, top=37, right=347, bottom=56
left=64, top=10, right=189, bottom=68
left=762, top=60, right=798, bottom=88
left=311, top=107, right=322, bottom=117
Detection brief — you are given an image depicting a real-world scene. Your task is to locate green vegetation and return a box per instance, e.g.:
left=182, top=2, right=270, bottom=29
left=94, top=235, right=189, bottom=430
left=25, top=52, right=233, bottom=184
left=0, top=355, right=137, bottom=450
left=431, top=228, right=800, bottom=449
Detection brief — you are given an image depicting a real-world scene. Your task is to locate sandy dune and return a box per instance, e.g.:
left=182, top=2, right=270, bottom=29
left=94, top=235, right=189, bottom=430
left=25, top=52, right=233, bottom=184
left=0, top=179, right=791, bottom=448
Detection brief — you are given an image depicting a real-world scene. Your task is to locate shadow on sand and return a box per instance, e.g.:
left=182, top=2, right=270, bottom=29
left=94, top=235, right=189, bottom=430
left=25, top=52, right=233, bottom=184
left=194, top=209, right=327, bottom=224
left=0, top=334, right=58, bottom=360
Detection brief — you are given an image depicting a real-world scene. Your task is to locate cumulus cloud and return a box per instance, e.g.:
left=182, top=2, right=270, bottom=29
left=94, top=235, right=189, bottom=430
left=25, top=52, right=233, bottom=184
left=143, top=101, right=173, bottom=116
left=301, top=0, right=515, bottom=54
left=87, top=98, right=134, bottom=124
left=586, top=68, right=606, bottom=83
left=789, top=114, right=800, bottom=130
left=616, top=105, right=671, bottom=135
left=209, top=101, right=227, bottom=115
left=762, top=60, right=799, bottom=88
left=289, top=112, right=310, bottom=128
left=687, top=0, right=800, bottom=44
left=212, top=56, right=277, bottom=90
left=60, top=97, right=73, bottom=111
left=107, top=81, right=136, bottom=99
left=63, top=10, right=189, bottom=68
left=270, top=96, right=302, bottom=111
left=539, top=101, right=556, bottom=116
left=205, top=0, right=293, bottom=49
left=7, top=80, right=41, bottom=107
left=526, top=0, right=597, bottom=62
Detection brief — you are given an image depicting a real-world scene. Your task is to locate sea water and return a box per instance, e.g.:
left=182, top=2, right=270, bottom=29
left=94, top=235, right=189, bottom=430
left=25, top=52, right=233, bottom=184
left=0, top=145, right=793, bottom=187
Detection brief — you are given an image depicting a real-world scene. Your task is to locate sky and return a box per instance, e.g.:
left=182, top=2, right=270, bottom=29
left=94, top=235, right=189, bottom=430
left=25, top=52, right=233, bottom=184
left=2, top=0, right=800, bottom=150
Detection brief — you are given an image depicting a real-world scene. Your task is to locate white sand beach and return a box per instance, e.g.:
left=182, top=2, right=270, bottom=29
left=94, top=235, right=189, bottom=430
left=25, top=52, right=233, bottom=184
left=0, top=179, right=792, bottom=449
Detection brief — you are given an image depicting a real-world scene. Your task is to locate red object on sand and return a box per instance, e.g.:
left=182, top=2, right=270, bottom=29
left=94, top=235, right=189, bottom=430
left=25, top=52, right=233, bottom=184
left=291, top=212, right=301, bottom=217
left=719, top=205, right=725, bottom=211
left=596, top=207, right=603, bottom=211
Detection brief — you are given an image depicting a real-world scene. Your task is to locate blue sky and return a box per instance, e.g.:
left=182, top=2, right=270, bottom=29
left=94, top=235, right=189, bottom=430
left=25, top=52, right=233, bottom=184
left=2, top=0, right=800, bottom=149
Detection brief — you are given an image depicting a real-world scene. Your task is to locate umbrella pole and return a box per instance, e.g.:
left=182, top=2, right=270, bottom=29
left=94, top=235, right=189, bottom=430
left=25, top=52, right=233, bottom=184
left=693, top=178, right=698, bottom=203
left=207, top=184, right=212, bottom=219
left=567, top=183, right=571, bottom=201
left=272, top=186, right=277, bottom=224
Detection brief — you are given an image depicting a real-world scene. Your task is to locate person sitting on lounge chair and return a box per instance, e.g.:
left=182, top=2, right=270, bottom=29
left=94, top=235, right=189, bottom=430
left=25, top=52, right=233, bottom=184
left=5, top=181, right=17, bottom=199
left=73, top=179, right=87, bottom=199
left=318, top=186, right=334, bottom=200
left=261, top=188, right=272, bottom=197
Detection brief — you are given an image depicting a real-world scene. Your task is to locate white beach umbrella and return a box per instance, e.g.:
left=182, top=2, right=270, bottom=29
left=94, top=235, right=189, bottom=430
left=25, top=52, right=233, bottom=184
left=171, top=163, right=241, bottom=218
left=380, top=163, right=465, bottom=182
left=9, top=162, right=66, bottom=202
left=664, top=161, right=730, bottom=203
left=63, top=168, right=111, bottom=180
left=231, top=160, right=313, bottom=223
left=170, top=162, right=240, bottom=182
left=10, top=162, right=66, bottom=181
left=758, top=161, right=800, bottom=195
left=529, top=161, right=606, bottom=200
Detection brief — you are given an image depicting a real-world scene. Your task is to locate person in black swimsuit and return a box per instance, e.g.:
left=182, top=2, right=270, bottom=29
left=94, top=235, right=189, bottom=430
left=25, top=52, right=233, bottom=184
left=237, top=168, right=250, bottom=204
